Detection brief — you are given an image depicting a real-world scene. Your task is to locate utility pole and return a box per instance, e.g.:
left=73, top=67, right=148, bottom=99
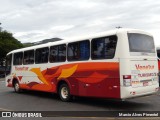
left=116, top=26, right=122, bottom=29
left=0, top=23, right=2, bottom=32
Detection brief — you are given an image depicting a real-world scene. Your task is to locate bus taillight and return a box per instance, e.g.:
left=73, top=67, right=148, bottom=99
left=123, top=75, right=131, bottom=87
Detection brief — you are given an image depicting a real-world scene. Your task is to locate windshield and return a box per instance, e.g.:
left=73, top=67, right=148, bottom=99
left=5, top=54, right=12, bottom=76
left=128, top=33, right=155, bottom=53
left=157, top=50, right=160, bottom=59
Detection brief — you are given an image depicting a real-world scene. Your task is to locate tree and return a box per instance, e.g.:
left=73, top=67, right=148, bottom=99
left=0, top=30, right=23, bottom=66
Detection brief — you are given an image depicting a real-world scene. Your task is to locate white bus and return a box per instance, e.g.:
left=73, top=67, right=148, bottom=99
left=5, top=28, right=159, bottom=101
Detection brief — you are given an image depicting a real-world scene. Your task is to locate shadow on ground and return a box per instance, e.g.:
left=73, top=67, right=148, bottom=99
left=8, top=89, right=153, bottom=111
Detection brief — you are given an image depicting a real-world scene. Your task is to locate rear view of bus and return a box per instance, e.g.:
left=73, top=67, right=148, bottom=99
left=118, top=29, right=159, bottom=99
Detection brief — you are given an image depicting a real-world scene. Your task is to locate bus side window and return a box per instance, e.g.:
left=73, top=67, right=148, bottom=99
left=35, top=47, right=49, bottom=64
left=91, top=35, right=117, bottom=59
left=23, top=50, right=34, bottom=65
left=50, top=44, right=66, bottom=63
left=67, top=40, right=90, bottom=61
left=13, top=52, right=23, bottom=65
left=79, top=40, right=90, bottom=60
left=92, top=40, right=104, bottom=59
left=58, top=44, right=66, bottom=62
left=50, top=46, right=58, bottom=62
left=68, top=42, right=79, bottom=61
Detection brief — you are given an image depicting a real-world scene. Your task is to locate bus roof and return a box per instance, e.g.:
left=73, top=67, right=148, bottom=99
left=7, top=28, right=152, bottom=55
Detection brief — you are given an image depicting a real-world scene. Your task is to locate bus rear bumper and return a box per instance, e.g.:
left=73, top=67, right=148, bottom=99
left=120, top=85, right=159, bottom=99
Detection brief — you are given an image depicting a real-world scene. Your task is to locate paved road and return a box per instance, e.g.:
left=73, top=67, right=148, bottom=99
left=0, top=78, right=160, bottom=119
left=0, top=78, right=4, bottom=81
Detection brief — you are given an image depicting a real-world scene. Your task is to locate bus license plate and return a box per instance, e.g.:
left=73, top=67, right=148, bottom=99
left=143, top=82, right=148, bottom=86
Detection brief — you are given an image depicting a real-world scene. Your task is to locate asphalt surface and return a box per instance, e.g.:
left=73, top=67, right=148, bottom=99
left=0, top=78, right=160, bottom=120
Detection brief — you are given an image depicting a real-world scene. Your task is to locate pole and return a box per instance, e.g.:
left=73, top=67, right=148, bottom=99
left=0, top=23, right=2, bottom=32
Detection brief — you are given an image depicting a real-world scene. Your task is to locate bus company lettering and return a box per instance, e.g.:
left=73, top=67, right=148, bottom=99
left=15, top=67, right=29, bottom=71
left=135, top=64, right=154, bottom=70
left=138, top=73, right=157, bottom=77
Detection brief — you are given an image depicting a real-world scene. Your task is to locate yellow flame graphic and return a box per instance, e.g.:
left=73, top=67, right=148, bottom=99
left=30, top=68, right=49, bottom=85
left=58, top=64, right=78, bottom=80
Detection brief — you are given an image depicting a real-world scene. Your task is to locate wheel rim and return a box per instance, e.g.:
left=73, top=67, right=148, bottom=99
left=61, top=87, right=68, bottom=99
left=15, top=83, right=19, bottom=92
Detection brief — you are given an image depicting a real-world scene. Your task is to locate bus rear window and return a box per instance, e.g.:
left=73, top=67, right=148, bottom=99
left=128, top=33, right=155, bottom=54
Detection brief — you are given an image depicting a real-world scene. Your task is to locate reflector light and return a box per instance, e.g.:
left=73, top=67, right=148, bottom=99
left=123, top=75, right=131, bottom=87
left=123, top=75, right=131, bottom=79
left=130, top=91, right=136, bottom=95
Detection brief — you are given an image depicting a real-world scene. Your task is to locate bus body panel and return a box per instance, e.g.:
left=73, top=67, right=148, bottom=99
left=158, top=60, right=160, bottom=70
left=6, top=62, right=121, bottom=98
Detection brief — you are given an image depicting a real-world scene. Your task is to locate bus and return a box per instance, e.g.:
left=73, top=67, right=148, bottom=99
left=5, top=28, right=159, bottom=102
left=156, top=47, right=160, bottom=85
left=157, top=48, right=160, bottom=68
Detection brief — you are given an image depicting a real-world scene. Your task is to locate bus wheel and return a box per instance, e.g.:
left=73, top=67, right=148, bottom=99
left=59, top=84, right=71, bottom=102
left=13, top=81, right=21, bottom=93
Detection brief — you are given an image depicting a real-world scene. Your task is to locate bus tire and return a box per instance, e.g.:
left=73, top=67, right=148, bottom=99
left=59, top=83, right=71, bottom=102
left=13, top=81, right=21, bottom=93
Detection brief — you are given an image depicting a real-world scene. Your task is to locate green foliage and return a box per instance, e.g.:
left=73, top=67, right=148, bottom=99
left=0, top=30, right=23, bottom=63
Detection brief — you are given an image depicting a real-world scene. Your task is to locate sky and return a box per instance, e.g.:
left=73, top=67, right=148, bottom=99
left=0, top=0, right=160, bottom=46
